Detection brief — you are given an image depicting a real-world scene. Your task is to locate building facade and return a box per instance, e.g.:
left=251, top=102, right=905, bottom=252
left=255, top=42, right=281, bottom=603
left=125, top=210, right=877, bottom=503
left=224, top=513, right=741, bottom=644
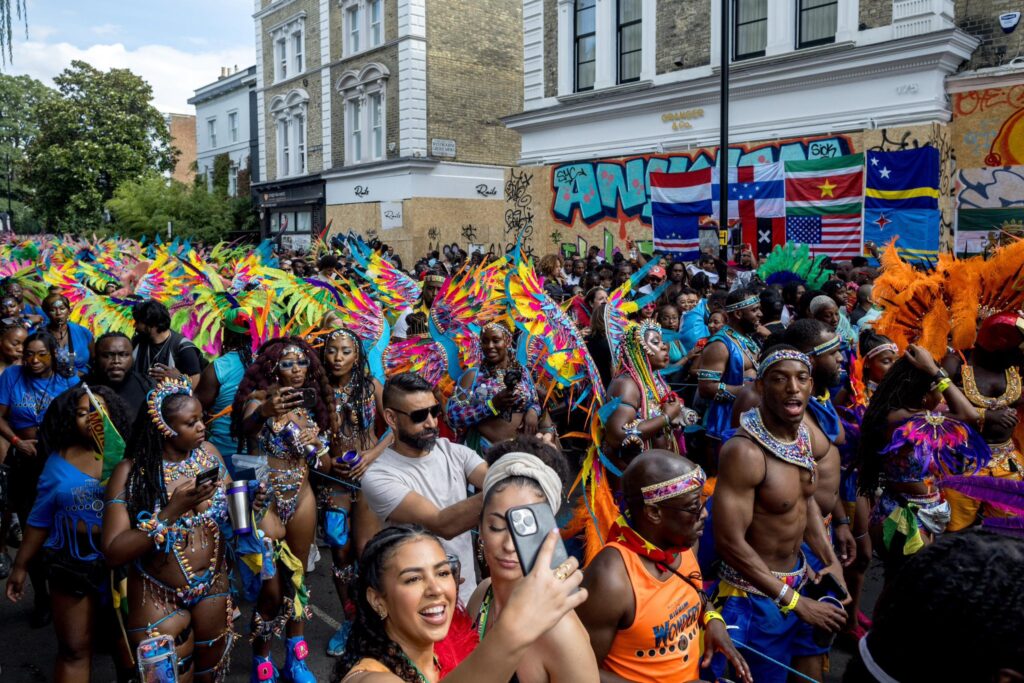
left=504, top=0, right=1024, bottom=259
left=188, top=66, right=260, bottom=198
left=165, top=113, right=198, bottom=186
left=252, top=0, right=523, bottom=257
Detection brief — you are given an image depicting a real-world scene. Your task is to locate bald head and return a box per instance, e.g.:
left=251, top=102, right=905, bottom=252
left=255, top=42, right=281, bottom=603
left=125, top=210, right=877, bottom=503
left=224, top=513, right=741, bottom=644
left=622, top=449, right=699, bottom=520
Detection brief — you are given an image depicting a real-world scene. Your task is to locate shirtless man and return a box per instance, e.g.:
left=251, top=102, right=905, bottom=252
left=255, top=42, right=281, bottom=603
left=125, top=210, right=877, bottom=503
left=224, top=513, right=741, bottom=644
left=578, top=450, right=751, bottom=683
left=711, top=345, right=847, bottom=683
left=697, top=288, right=762, bottom=446
left=943, top=311, right=1024, bottom=530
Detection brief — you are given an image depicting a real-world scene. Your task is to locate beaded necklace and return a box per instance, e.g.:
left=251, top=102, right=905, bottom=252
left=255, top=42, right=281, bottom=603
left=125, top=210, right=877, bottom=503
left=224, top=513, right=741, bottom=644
left=739, top=408, right=815, bottom=479
left=962, top=365, right=1021, bottom=410
left=401, top=653, right=440, bottom=683
left=724, top=327, right=760, bottom=368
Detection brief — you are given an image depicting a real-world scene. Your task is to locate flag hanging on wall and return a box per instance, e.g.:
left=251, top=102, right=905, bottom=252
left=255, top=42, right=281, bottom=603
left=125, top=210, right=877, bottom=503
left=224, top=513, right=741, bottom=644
left=650, top=169, right=710, bottom=260
left=784, top=153, right=864, bottom=259
left=863, top=147, right=941, bottom=262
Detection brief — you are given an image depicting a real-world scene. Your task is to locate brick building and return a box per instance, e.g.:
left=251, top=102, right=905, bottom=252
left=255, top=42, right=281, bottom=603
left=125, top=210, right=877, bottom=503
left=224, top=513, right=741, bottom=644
left=503, top=0, right=1024, bottom=259
left=251, top=0, right=522, bottom=257
left=165, top=113, right=198, bottom=186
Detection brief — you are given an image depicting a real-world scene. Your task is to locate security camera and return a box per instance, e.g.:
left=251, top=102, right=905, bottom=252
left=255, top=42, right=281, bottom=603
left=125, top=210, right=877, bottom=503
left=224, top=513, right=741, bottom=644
left=1000, top=11, right=1021, bottom=33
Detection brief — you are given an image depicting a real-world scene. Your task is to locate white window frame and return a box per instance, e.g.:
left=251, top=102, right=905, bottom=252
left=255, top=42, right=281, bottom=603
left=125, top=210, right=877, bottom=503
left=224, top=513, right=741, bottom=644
left=270, top=88, right=310, bottom=178
left=268, top=12, right=306, bottom=84
left=228, top=111, right=239, bottom=143
left=228, top=163, right=239, bottom=196
left=557, top=0, right=654, bottom=96
left=340, top=0, right=385, bottom=58
left=207, top=118, right=217, bottom=148
left=337, top=63, right=390, bottom=165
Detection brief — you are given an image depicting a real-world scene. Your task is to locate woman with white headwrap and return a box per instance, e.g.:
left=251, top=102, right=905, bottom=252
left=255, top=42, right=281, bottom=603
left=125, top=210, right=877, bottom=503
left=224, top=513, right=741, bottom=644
left=467, top=437, right=599, bottom=683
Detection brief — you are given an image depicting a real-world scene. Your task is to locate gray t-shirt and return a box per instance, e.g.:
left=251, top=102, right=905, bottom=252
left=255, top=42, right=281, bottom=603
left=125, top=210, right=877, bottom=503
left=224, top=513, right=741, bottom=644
left=361, top=438, right=485, bottom=604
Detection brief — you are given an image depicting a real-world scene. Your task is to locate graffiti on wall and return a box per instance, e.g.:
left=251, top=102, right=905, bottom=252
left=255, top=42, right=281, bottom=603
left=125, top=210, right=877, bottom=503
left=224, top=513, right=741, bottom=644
left=953, top=86, right=1024, bottom=168
left=550, top=135, right=855, bottom=231
left=505, top=168, right=536, bottom=250
left=958, top=166, right=1024, bottom=210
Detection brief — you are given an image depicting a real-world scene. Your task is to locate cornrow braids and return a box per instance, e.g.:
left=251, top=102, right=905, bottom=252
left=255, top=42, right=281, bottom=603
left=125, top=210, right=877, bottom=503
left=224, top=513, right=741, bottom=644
left=124, top=392, right=196, bottom=523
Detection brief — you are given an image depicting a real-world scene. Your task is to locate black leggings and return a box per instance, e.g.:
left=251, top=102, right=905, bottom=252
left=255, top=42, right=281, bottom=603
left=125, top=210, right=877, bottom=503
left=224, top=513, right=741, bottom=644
left=7, top=448, right=48, bottom=608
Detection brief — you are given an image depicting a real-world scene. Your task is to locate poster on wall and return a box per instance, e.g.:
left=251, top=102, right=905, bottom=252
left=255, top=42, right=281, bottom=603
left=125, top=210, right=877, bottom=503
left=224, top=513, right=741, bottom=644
left=381, top=202, right=403, bottom=230
left=955, top=166, right=1024, bottom=256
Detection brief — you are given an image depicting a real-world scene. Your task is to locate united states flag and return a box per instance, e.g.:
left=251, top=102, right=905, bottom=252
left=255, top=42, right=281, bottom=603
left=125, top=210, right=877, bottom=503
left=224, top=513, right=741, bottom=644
left=785, top=215, right=862, bottom=258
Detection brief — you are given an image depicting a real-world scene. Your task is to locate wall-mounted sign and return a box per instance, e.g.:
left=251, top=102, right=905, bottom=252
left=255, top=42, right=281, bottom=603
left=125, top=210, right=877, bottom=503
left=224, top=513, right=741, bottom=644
left=381, top=201, right=403, bottom=230
left=660, top=108, right=705, bottom=131
left=431, top=138, right=456, bottom=158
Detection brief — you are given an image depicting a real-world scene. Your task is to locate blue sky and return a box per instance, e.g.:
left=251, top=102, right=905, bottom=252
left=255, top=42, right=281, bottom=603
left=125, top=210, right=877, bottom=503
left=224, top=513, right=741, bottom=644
left=6, top=0, right=256, bottom=112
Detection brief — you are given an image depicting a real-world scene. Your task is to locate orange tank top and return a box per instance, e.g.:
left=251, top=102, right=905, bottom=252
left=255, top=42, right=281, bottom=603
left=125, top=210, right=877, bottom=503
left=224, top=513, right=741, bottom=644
left=602, top=542, right=703, bottom=683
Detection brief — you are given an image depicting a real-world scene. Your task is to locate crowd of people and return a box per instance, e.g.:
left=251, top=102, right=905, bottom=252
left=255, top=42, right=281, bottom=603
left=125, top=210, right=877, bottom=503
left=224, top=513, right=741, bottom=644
left=0, top=232, right=1022, bottom=683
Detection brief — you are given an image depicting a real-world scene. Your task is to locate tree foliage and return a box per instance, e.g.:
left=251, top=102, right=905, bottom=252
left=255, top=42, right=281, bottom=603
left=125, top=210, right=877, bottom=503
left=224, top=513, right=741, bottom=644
left=212, top=153, right=231, bottom=197
left=0, top=0, right=27, bottom=67
left=0, top=73, right=52, bottom=232
left=107, top=173, right=258, bottom=243
left=23, top=61, right=175, bottom=232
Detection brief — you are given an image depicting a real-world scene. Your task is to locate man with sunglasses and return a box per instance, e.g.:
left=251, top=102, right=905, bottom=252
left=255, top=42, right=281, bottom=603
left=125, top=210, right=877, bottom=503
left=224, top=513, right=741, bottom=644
left=577, top=450, right=751, bottom=683
left=361, top=372, right=488, bottom=604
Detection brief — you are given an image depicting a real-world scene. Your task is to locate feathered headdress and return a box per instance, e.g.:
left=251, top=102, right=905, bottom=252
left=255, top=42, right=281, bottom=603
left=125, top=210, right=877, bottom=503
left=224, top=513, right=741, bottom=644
left=603, top=257, right=668, bottom=366
left=757, top=243, right=833, bottom=290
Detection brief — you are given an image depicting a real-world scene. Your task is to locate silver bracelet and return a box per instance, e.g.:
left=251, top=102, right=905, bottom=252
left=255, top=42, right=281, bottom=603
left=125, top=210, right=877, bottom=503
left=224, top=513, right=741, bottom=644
left=775, top=583, right=790, bottom=606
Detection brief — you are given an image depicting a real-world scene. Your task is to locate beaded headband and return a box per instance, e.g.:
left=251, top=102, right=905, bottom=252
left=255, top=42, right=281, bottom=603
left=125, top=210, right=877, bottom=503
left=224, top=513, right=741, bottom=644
left=280, top=344, right=305, bottom=358
left=147, top=378, right=193, bottom=438
left=724, top=295, right=759, bottom=313
left=865, top=342, right=898, bottom=360
left=757, top=349, right=812, bottom=379
left=641, top=467, right=707, bottom=504
left=424, top=274, right=445, bottom=285
left=483, top=321, right=513, bottom=339
left=810, top=334, right=841, bottom=357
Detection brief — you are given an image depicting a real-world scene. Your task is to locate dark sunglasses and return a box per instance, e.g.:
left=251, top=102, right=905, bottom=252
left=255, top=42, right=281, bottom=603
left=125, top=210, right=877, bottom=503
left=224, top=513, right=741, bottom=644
left=653, top=495, right=707, bottom=516
left=391, top=404, right=441, bottom=423
left=278, top=359, right=310, bottom=370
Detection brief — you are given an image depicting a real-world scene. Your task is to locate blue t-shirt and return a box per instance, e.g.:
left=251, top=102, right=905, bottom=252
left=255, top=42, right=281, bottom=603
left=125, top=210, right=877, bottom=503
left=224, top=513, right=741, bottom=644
left=208, top=351, right=247, bottom=462
left=27, top=453, right=105, bottom=561
left=0, top=365, right=80, bottom=430
left=54, top=322, right=94, bottom=375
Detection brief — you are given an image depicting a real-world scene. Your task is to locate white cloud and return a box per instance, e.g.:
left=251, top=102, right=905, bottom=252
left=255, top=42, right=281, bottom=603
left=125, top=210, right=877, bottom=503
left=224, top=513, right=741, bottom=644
left=9, top=40, right=255, bottom=114
left=91, top=23, right=121, bottom=36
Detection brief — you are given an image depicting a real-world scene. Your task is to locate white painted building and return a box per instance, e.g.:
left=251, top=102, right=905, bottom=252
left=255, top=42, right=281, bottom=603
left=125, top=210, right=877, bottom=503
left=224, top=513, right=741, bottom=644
left=189, top=66, right=260, bottom=196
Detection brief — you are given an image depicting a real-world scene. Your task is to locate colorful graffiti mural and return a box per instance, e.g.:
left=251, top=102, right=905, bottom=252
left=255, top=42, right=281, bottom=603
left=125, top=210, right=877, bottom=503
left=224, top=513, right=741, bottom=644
left=550, top=135, right=854, bottom=229
left=953, top=85, right=1024, bottom=168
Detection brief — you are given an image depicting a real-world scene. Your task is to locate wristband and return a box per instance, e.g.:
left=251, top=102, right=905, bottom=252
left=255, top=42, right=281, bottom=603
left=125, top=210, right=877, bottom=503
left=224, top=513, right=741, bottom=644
left=702, top=609, right=726, bottom=627
left=10, top=435, right=20, bottom=446
left=834, top=517, right=851, bottom=526
left=487, top=399, right=499, bottom=416
left=780, top=591, right=800, bottom=615
left=931, top=368, right=949, bottom=383
left=936, top=378, right=952, bottom=393
left=775, top=583, right=790, bottom=606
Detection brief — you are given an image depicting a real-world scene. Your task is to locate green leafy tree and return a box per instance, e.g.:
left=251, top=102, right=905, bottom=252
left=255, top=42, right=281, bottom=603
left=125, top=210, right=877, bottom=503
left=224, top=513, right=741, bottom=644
left=0, top=0, right=27, bottom=66
left=23, top=61, right=175, bottom=232
left=106, top=174, right=235, bottom=243
left=0, top=73, right=52, bottom=232
left=211, top=153, right=231, bottom=197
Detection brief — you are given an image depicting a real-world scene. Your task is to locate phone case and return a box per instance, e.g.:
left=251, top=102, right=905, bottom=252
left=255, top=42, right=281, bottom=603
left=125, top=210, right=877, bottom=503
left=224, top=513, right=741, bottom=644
left=137, top=634, right=178, bottom=683
left=194, top=466, right=219, bottom=487
left=505, top=503, right=569, bottom=575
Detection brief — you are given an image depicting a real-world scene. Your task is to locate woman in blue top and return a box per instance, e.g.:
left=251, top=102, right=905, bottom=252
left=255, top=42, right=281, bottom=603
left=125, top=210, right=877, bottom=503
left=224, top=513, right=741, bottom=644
left=195, top=318, right=254, bottom=473
left=0, top=330, right=80, bottom=625
left=6, top=384, right=132, bottom=683
left=43, top=293, right=94, bottom=378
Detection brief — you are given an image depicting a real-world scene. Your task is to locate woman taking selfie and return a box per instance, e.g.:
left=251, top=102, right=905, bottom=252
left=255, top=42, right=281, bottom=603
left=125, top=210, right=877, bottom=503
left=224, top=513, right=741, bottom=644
left=0, top=330, right=80, bottom=624
left=320, top=327, right=392, bottom=656
left=233, top=337, right=334, bottom=682
left=7, top=385, right=131, bottom=682
left=102, top=378, right=238, bottom=682
left=333, top=524, right=589, bottom=683
left=468, top=438, right=599, bottom=683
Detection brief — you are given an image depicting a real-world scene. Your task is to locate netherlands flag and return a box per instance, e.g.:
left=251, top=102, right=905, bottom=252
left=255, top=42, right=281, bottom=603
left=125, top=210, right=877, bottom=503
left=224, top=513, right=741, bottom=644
left=650, top=169, right=710, bottom=260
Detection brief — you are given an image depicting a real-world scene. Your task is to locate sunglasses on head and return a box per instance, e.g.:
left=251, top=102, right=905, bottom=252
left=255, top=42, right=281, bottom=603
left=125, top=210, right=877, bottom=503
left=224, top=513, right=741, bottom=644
left=278, top=359, right=310, bottom=370
left=391, top=404, right=441, bottom=423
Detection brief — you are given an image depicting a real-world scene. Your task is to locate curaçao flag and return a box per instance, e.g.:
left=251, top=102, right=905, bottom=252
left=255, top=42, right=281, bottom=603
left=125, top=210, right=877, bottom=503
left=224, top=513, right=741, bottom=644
left=650, top=169, right=710, bottom=260
left=863, top=147, right=941, bottom=262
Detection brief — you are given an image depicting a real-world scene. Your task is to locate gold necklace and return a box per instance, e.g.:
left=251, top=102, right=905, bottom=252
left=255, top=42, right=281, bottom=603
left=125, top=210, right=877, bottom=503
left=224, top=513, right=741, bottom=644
left=962, top=365, right=1021, bottom=409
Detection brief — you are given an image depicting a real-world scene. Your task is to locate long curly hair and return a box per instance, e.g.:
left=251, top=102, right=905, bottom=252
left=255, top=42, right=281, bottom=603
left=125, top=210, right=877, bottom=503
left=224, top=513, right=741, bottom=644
left=230, top=336, right=334, bottom=440
left=856, top=356, right=933, bottom=497
left=124, top=392, right=198, bottom=523
left=333, top=525, right=443, bottom=683
left=321, top=327, right=374, bottom=436
left=39, top=384, right=132, bottom=456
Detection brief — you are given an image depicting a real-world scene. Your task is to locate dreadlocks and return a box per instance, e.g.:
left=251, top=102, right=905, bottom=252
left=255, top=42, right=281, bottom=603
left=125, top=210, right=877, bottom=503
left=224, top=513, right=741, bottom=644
left=856, top=356, right=933, bottom=497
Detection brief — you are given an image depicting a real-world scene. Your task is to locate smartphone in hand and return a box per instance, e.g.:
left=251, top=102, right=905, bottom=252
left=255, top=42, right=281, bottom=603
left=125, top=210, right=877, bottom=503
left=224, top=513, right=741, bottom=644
left=194, top=466, right=220, bottom=488
left=505, top=503, right=569, bottom=575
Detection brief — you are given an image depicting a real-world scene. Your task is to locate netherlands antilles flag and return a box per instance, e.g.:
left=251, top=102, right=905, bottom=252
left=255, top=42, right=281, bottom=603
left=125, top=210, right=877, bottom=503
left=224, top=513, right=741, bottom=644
left=650, top=169, right=710, bottom=260
left=864, top=147, right=941, bottom=262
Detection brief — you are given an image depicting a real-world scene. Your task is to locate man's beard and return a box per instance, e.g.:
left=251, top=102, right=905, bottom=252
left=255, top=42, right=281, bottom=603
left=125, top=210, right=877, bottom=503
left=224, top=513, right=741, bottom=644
left=398, top=427, right=438, bottom=451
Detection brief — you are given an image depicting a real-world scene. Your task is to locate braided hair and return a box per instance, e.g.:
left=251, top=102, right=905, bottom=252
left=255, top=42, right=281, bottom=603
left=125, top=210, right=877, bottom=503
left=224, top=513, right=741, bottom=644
left=230, top=336, right=334, bottom=440
left=321, top=327, right=373, bottom=436
left=124, top=392, right=197, bottom=523
left=39, top=384, right=132, bottom=456
left=333, top=525, right=443, bottom=683
left=221, top=327, right=254, bottom=370
left=856, top=356, right=933, bottom=497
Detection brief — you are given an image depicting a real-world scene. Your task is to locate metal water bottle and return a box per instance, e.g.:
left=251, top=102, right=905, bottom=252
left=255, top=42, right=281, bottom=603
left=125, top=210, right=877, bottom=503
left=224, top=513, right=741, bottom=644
left=226, top=480, right=252, bottom=534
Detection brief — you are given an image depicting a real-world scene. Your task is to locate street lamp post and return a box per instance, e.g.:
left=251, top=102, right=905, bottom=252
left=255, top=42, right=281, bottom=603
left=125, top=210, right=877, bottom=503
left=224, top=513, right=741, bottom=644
left=719, top=0, right=730, bottom=261
left=5, top=154, right=12, bottom=234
